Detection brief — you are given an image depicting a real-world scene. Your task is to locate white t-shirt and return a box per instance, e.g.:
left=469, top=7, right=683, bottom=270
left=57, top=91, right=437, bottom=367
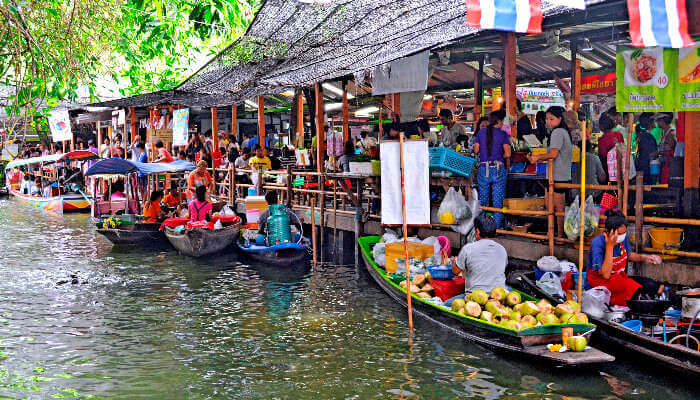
left=456, top=239, right=507, bottom=293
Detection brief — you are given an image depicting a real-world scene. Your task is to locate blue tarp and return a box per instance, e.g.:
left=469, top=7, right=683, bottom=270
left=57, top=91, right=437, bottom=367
left=85, top=158, right=196, bottom=177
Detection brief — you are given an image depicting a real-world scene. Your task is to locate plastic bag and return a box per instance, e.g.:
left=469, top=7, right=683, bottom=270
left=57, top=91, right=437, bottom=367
left=438, top=188, right=469, bottom=225
left=452, top=189, right=480, bottom=235
left=220, top=205, right=234, bottom=216
left=582, top=286, right=611, bottom=318
left=422, top=236, right=441, bottom=256
left=536, top=272, right=565, bottom=299
left=559, top=261, right=577, bottom=274
left=564, top=195, right=599, bottom=240
left=537, top=256, right=561, bottom=272
left=373, top=242, right=387, bottom=266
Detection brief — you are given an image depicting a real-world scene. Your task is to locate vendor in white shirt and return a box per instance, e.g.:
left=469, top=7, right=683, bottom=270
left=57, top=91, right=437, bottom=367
left=438, top=109, right=466, bottom=150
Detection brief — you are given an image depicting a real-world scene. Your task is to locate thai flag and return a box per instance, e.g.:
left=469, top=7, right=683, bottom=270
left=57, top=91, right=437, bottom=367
left=627, top=0, right=694, bottom=48
left=466, top=0, right=544, bottom=34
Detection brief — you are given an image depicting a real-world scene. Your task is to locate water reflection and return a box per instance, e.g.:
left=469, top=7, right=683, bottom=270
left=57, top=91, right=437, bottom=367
left=0, top=199, right=695, bottom=399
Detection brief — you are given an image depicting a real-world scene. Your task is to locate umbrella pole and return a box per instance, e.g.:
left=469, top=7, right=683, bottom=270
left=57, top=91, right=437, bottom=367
left=577, top=131, right=587, bottom=302
left=399, top=132, right=413, bottom=331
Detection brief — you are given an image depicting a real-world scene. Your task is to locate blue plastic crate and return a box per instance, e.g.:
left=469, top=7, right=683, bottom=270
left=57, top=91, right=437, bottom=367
left=429, top=147, right=478, bottom=177
left=536, top=162, right=547, bottom=175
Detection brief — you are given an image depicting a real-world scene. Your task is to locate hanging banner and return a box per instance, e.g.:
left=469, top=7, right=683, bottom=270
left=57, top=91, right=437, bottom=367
left=677, top=44, right=700, bottom=111
left=581, top=72, right=616, bottom=95
left=172, top=108, right=190, bottom=146
left=626, top=0, right=693, bottom=48
left=616, top=47, right=677, bottom=112
left=465, top=0, right=543, bottom=34
left=515, top=87, right=566, bottom=114
left=47, top=110, right=73, bottom=142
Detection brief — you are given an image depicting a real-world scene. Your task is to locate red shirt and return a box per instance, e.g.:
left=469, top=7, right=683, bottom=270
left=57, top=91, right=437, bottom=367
left=597, top=130, right=623, bottom=163
left=158, top=148, right=174, bottom=163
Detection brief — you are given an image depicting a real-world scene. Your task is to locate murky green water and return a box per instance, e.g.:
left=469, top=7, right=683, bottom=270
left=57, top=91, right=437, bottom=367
left=0, top=199, right=696, bottom=399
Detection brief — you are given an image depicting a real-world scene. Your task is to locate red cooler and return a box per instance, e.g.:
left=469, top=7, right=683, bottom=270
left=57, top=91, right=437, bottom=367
left=431, top=276, right=465, bottom=301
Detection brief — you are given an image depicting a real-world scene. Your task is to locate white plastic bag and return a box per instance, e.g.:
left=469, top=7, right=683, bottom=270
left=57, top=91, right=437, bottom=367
left=564, top=196, right=581, bottom=241
left=220, top=205, right=234, bottom=216
left=565, top=195, right=600, bottom=240
left=559, top=261, right=577, bottom=274
left=537, top=256, right=561, bottom=272
left=582, top=286, right=611, bottom=318
left=213, top=219, right=223, bottom=230
left=438, top=188, right=469, bottom=224
left=536, top=272, right=565, bottom=299
left=452, top=188, right=480, bottom=235
left=422, top=236, right=441, bottom=256
left=372, top=242, right=387, bottom=266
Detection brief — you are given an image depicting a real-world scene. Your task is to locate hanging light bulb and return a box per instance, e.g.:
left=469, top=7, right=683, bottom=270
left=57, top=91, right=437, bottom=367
left=582, top=38, right=593, bottom=52
left=483, top=54, right=492, bottom=66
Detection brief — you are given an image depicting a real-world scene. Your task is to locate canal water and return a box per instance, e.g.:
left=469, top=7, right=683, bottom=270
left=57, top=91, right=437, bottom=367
left=0, top=199, right=696, bottom=399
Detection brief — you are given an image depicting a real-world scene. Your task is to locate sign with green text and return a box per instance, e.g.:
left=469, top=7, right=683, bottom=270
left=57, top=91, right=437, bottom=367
left=677, top=44, right=700, bottom=111
left=616, top=47, right=677, bottom=112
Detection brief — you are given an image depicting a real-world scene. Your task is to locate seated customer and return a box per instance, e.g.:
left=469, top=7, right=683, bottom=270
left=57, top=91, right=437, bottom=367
left=142, top=190, right=165, bottom=223
left=256, top=191, right=302, bottom=245
left=163, top=181, right=184, bottom=208
left=587, top=210, right=662, bottom=306
left=188, top=185, right=213, bottom=222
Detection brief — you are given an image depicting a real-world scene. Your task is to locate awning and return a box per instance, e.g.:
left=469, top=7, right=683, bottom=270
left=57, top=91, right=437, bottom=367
left=84, top=158, right=196, bottom=177
left=5, top=150, right=99, bottom=169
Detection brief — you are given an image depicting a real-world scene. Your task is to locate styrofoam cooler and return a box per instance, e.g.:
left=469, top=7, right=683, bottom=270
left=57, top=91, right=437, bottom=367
left=246, top=209, right=261, bottom=223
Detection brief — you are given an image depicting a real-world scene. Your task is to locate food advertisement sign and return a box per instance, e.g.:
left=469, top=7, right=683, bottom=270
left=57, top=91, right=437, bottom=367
left=172, top=108, right=189, bottom=146
left=616, top=47, right=677, bottom=112
left=47, top=110, right=73, bottom=142
left=515, top=87, right=566, bottom=114
left=581, top=72, right=616, bottom=95
left=677, top=45, right=700, bottom=111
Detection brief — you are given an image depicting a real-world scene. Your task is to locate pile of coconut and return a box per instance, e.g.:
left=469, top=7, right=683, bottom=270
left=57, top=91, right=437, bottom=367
left=399, top=273, right=434, bottom=298
left=448, top=287, right=588, bottom=331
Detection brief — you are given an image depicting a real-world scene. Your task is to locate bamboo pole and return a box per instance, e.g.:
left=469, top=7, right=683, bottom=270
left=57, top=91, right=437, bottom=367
left=342, top=82, right=349, bottom=143
left=634, top=172, right=644, bottom=268
left=622, top=113, right=634, bottom=215
left=399, top=132, right=413, bottom=331
left=577, top=128, right=587, bottom=302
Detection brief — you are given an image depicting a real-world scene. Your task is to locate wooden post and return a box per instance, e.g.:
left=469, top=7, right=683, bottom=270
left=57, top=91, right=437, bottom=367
left=107, top=126, right=113, bottom=158
left=635, top=172, right=644, bottom=259
left=130, top=107, right=137, bottom=145
left=474, top=57, right=483, bottom=126
left=62, top=140, right=66, bottom=153
left=502, top=32, right=517, bottom=119
left=96, top=121, right=102, bottom=157
left=342, top=82, right=349, bottom=143
left=231, top=104, right=238, bottom=139
left=258, top=96, right=266, bottom=149
left=228, top=163, right=234, bottom=205
left=391, top=93, right=401, bottom=119
left=311, top=196, right=317, bottom=270
left=378, top=103, right=384, bottom=138
left=577, top=125, right=587, bottom=302
left=622, top=113, right=634, bottom=215
left=314, top=83, right=325, bottom=173
left=683, top=111, right=700, bottom=216
left=286, top=168, right=293, bottom=208
left=297, top=92, right=305, bottom=148
left=548, top=160, right=555, bottom=256
left=211, top=107, right=219, bottom=150
left=319, top=174, right=326, bottom=262
left=399, top=132, right=414, bottom=331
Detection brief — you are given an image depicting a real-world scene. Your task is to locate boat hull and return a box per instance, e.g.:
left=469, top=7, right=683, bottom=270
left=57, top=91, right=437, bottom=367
left=96, top=222, right=170, bottom=248
left=509, top=271, right=700, bottom=377
left=236, top=240, right=310, bottom=266
left=9, top=189, right=90, bottom=213
left=165, top=223, right=240, bottom=257
left=359, top=236, right=614, bottom=367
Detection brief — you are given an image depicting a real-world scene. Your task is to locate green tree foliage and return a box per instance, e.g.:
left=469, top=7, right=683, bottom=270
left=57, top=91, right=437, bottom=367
left=0, top=0, right=259, bottom=138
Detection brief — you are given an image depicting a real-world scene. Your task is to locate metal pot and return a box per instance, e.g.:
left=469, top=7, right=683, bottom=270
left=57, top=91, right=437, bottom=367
left=603, top=310, right=627, bottom=323
left=680, top=290, right=700, bottom=319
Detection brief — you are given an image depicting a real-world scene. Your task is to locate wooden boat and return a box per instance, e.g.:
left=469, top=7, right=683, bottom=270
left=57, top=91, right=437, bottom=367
left=509, top=270, right=700, bottom=377
left=4, top=150, right=99, bottom=213
left=237, top=238, right=310, bottom=266
left=165, top=220, right=241, bottom=257
left=96, top=221, right=170, bottom=248
left=359, top=236, right=614, bottom=367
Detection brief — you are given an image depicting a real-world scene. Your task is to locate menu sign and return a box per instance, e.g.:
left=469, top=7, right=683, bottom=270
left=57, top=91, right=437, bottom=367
left=616, top=47, right=677, bottom=112
left=678, top=45, right=700, bottom=111
left=515, top=87, right=566, bottom=114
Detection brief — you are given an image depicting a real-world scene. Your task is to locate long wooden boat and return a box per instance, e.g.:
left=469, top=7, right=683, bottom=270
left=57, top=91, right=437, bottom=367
left=237, top=238, right=310, bottom=266
left=165, top=222, right=241, bottom=257
left=96, top=222, right=170, bottom=248
left=359, top=236, right=614, bottom=367
left=509, top=270, right=700, bottom=377
left=4, top=150, right=99, bottom=213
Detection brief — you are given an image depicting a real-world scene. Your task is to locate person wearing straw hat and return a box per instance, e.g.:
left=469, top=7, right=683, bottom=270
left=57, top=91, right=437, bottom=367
left=587, top=210, right=662, bottom=306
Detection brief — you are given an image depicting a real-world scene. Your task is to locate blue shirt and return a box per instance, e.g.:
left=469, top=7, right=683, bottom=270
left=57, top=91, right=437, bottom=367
left=246, top=136, right=269, bottom=151
left=137, top=152, right=148, bottom=178
left=475, top=128, right=509, bottom=162
left=587, top=234, right=632, bottom=272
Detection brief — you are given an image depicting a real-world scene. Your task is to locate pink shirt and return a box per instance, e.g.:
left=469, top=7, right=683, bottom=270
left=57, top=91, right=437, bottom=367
left=188, top=200, right=212, bottom=222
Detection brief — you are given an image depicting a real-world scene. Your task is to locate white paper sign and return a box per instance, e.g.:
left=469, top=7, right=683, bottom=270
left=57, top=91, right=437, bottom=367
left=172, top=108, right=190, bottom=146
left=381, top=139, right=430, bottom=225
left=48, top=110, right=72, bottom=142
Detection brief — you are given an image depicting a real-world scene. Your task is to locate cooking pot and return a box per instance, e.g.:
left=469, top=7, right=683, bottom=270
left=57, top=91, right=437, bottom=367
left=679, top=289, right=700, bottom=319
left=626, top=299, right=671, bottom=315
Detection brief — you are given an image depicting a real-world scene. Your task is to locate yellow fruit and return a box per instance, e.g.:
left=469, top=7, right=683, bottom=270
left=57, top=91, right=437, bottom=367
left=440, top=212, right=455, bottom=225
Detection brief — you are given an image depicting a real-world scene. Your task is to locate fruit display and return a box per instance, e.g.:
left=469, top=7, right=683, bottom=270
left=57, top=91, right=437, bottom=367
left=567, top=335, right=588, bottom=352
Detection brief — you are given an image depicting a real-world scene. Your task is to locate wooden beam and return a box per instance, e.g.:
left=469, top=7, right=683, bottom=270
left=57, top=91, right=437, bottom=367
left=97, top=121, right=102, bottom=157
left=211, top=107, right=219, bottom=149
left=572, top=51, right=582, bottom=111
left=502, top=32, right=517, bottom=118
left=342, top=82, right=349, bottom=143
left=474, top=57, right=483, bottom=120
left=391, top=93, right=401, bottom=119
left=297, top=92, right=304, bottom=148
left=684, top=111, right=699, bottom=189
left=315, top=83, right=325, bottom=173
left=231, top=104, right=237, bottom=138
left=130, top=107, right=136, bottom=144
left=257, top=96, right=266, bottom=149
